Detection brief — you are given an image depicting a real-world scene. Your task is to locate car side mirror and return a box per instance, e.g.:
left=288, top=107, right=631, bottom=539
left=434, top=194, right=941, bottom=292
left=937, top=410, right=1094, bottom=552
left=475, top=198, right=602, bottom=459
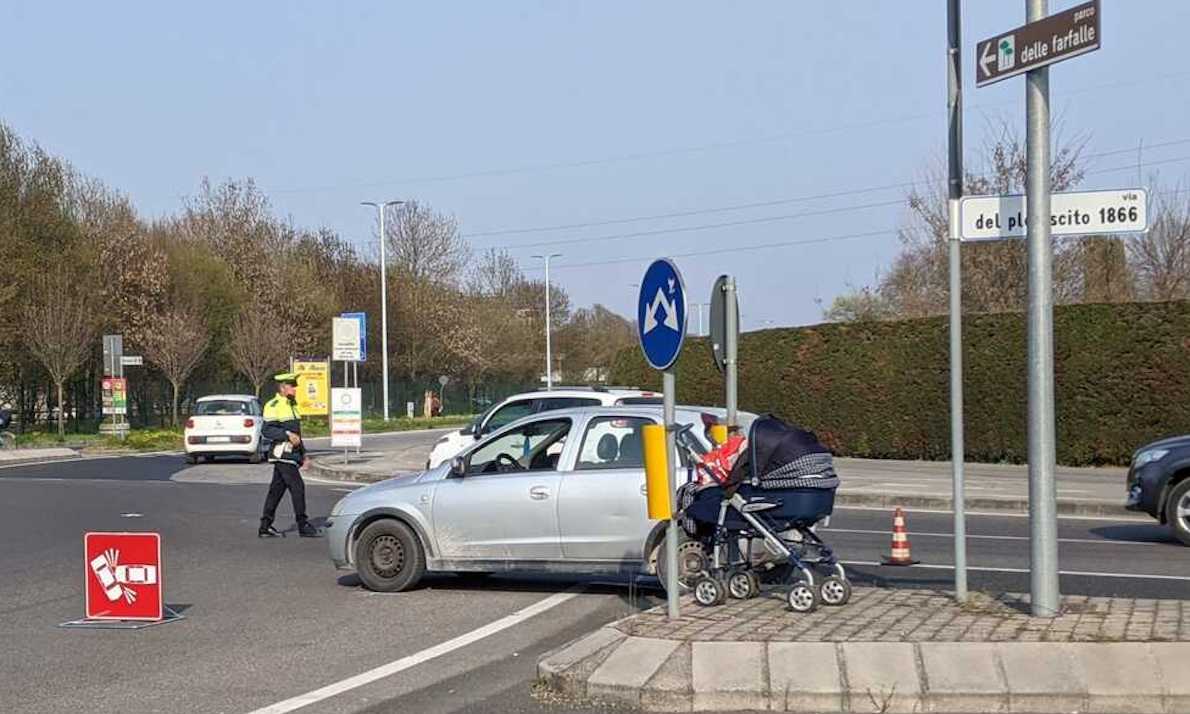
left=449, top=457, right=466, bottom=477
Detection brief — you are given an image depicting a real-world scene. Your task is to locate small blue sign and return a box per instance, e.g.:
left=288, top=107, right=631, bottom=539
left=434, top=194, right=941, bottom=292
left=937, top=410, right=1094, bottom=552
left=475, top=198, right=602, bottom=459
left=342, top=312, right=367, bottom=363
left=637, top=259, right=687, bottom=370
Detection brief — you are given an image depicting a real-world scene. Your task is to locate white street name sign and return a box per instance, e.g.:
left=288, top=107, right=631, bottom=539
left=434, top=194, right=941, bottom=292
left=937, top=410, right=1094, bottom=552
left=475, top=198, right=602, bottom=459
left=959, top=188, right=1148, bottom=242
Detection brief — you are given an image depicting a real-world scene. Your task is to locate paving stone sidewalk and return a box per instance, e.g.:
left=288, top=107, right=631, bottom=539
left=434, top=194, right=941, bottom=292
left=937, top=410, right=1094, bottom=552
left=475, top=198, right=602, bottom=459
left=620, top=585, right=1190, bottom=644
left=538, top=585, right=1190, bottom=712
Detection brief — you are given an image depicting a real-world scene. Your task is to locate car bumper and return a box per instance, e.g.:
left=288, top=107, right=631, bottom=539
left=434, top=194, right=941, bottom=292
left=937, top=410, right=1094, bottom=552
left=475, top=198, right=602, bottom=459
left=1125, top=463, right=1164, bottom=519
left=184, top=437, right=260, bottom=455
left=326, top=515, right=355, bottom=569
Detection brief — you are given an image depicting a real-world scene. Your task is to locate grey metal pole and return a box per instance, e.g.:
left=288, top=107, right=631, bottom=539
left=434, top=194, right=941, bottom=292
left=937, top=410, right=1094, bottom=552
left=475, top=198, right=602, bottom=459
left=378, top=205, right=390, bottom=421
left=533, top=254, right=561, bottom=389
left=1026, top=0, right=1060, bottom=617
left=947, top=0, right=968, bottom=604
left=663, top=368, right=680, bottom=619
left=362, top=201, right=402, bottom=421
left=724, top=278, right=739, bottom=430
left=544, top=257, right=552, bottom=390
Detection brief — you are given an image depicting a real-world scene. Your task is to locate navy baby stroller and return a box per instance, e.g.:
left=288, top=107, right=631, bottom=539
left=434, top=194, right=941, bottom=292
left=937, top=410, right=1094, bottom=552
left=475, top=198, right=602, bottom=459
left=676, top=415, right=851, bottom=612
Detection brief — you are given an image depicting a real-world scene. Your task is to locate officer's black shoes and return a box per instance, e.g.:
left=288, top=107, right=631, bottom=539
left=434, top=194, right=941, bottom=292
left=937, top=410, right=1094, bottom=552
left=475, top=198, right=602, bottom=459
left=297, top=522, right=322, bottom=538
left=258, top=521, right=283, bottom=538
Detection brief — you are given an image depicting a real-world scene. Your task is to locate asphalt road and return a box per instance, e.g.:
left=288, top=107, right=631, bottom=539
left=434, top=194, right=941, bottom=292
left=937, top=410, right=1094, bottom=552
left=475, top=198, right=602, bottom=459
left=1, top=437, right=1186, bottom=714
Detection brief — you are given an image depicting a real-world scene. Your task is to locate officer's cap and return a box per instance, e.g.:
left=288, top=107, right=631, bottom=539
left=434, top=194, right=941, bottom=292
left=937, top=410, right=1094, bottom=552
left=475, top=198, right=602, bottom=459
left=274, top=372, right=299, bottom=386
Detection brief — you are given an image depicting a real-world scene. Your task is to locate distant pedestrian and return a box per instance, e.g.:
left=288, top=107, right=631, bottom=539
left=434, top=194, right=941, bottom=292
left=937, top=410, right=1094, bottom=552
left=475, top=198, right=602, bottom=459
left=0, top=403, right=12, bottom=432
left=431, top=392, right=442, bottom=418
left=258, top=372, right=319, bottom=538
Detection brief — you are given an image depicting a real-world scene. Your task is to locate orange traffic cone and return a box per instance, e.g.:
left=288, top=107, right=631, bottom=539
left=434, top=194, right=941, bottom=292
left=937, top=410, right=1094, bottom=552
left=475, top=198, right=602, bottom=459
left=882, top=507, right=919, bottom=566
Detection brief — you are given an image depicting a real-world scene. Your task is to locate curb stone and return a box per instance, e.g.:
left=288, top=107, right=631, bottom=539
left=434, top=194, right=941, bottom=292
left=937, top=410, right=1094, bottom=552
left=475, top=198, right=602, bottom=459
left=537, top=628, right=1190, bottom=713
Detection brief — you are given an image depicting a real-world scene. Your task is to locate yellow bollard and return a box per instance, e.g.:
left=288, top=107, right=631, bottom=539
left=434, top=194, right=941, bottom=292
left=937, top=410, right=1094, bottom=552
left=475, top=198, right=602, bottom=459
left=642, top=423, right=671, bottom=520
left=708, top=423, right=728, bottom=446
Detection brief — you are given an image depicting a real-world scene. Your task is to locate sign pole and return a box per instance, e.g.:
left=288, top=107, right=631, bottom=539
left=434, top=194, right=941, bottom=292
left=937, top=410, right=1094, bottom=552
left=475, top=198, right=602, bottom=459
left=724, top=277, right=739, bottom=430
left=662, top=368, right=679, bottom=619
left=1026, top=0, right=1060, bottom=617
left=947, top=0, right=968, bottom=604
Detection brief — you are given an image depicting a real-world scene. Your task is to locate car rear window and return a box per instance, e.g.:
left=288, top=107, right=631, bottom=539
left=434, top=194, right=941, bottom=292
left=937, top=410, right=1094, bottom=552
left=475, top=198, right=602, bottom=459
left=614, top=396, right=663, bottom=405
left=195, top=400, right=255, bottom=416
left=537, top=397, right=602, bottom=411
left=576, top=416, right=652, bottom=471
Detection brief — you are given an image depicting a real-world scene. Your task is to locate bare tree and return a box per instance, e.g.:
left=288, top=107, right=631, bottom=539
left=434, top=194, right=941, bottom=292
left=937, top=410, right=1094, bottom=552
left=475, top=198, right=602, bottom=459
left=830, top=121, right=1089, bottom=321
left=229, top=302, right=290, bottom=396
left=385, top=201, right=471, bottom=380
left=473, top=248, right=522, bottom=297
left=141, top=298, right=211, bottom=426
left=1130, top=182, right=1190, bottom=301
left=24, top=268, right=98, bottom=437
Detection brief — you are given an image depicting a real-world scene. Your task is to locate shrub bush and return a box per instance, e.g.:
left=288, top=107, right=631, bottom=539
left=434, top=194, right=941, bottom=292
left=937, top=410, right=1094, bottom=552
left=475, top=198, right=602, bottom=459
left=609, top=302, right=1190, bottom=466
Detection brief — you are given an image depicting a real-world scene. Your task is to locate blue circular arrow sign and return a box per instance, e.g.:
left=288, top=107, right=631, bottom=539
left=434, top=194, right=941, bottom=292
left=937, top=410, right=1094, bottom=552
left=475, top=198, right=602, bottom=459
left=637, top=258, right=688, bottom=370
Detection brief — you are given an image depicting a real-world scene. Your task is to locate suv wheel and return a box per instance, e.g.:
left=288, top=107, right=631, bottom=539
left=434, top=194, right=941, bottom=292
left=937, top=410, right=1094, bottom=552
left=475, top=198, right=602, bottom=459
left=1166, top=479, right=1190, bottom=546
left=355, top=520, right=426, bottom=592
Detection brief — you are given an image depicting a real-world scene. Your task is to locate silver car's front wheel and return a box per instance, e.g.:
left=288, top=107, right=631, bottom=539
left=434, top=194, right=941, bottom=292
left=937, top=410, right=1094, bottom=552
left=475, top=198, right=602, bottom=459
left=354, top=520, right=426, bottom=592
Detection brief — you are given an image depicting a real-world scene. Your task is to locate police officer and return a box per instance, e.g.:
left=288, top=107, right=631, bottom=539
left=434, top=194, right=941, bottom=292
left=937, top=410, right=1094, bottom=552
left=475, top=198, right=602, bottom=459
left=259, top=372, right=319, bottom=538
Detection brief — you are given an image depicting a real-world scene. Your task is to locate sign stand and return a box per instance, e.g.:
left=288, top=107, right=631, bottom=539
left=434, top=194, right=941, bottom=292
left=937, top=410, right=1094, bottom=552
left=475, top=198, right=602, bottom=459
left=637, top=258, right=688, bottom=620
left=59, top=606, right=185, bottom=631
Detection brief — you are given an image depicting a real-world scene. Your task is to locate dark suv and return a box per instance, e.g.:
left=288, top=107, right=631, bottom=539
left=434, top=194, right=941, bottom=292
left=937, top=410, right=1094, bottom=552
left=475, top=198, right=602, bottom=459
left=1125, top=435, right=1190, bottom=545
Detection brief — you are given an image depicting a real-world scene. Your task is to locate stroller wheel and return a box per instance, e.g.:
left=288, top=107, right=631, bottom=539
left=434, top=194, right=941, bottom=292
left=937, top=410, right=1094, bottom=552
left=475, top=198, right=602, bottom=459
left=727, top=570, right=761, bottom=600
left=818, top=575, right=852, bottom=606
left=693, top=576, right=727, bottom=607
left=786, top=582, right=819, bottom=613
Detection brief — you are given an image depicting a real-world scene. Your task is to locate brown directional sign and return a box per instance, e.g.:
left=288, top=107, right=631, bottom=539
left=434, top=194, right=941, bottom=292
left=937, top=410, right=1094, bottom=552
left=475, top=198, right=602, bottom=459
left=975, top=0, right=1100, bottom=87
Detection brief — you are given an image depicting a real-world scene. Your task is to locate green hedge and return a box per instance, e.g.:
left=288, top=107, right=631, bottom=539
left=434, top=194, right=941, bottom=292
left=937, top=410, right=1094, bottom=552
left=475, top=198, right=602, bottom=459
left=610, top=302, right=1190, bottom=466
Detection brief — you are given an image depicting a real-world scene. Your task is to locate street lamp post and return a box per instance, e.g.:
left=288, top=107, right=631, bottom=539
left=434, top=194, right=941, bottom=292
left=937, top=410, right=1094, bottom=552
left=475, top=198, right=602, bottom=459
left=361, top=200, right=404, bottom=421
left=532, top=253, right=562, bottom=389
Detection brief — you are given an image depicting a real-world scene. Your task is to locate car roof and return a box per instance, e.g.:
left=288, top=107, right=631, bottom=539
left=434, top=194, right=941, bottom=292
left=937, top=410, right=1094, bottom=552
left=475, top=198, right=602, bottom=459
left=195, top=394, right=259, bottom=402
left=497, top=387, right=659, bottom=402
left=493, top=404, right=757, bottom=434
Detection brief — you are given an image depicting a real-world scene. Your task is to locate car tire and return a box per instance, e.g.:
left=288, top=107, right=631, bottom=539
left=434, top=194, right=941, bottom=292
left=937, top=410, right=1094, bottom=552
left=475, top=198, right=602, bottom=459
left=248, top=451, right=263, bottom=464
left=1165, top=478, right=1190, bottom=546
left=354, top=520, right=426, bottom=593
left=185, top=454, right=197, bottom=465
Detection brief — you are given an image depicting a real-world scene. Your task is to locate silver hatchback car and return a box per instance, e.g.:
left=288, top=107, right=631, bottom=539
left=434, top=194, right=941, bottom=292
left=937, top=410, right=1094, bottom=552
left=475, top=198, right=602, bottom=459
left=327, top=405, right=753, bottom=592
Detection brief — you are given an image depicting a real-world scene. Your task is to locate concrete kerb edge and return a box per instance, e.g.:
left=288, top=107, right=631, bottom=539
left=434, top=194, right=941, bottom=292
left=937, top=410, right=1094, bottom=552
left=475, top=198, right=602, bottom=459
left=835, top=491, right=1130, bottom=517
left=536, top=636, right=1190, bottom=713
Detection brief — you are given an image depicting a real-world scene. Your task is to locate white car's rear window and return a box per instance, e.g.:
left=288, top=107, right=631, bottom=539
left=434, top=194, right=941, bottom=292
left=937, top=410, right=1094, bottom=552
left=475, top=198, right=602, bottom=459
left=195, top=400, right=258, bottom=416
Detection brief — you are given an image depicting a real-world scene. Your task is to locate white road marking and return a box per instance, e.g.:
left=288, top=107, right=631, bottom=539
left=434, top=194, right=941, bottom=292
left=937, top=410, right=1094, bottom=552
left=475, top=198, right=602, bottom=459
left=245, top=588, right=582, bottom=714
left=120, top=513, right=143, bottom=518
left=827, top=527, right=1165, bottom=547
left=842, top=560, right=1190, bottom=582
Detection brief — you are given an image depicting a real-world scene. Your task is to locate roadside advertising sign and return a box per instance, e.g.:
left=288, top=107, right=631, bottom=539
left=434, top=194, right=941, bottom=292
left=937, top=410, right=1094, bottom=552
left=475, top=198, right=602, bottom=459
left=331, top=388, right=362, bottom=449
left=332, top=317, right=362, bottom=362
left=84, top=532, right=163, bottom=621
left=292, top=359, right=330, bottom=416
left=341, top=312, right=367, bottom=363
left=101, top=378, right=128, bottom=415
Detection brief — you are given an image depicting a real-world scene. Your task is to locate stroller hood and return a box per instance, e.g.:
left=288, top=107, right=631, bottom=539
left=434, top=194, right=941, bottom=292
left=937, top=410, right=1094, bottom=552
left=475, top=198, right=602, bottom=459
left=728, top=415, right=835, bottom=487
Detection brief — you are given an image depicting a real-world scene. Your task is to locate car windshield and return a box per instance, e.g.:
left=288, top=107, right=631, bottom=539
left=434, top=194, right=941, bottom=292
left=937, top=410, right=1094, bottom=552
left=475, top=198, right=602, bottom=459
left=195, top=400, right=255, bottom=416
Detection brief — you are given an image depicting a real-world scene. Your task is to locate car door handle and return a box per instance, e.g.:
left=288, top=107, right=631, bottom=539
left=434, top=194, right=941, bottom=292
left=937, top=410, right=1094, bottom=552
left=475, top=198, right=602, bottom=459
left=640, top=484, right=648, bottom=496
left=529, top=486, right=551, bottom=500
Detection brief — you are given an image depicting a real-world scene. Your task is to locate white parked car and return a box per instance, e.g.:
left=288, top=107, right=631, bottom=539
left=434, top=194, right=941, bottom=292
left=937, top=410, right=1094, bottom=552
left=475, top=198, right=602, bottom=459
left=184, top=394, right=264, bottom=464
left=426, top=387, right=661, bottom=469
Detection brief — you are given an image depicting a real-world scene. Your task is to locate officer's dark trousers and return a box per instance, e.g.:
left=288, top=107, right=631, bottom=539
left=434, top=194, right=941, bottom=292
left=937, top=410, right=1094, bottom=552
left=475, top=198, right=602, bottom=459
left=261, top=461, right=308, bottom=525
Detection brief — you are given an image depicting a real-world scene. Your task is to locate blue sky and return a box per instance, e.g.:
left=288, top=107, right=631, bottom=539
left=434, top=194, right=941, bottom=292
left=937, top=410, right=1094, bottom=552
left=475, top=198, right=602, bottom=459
left=4, top=1, right=1189, bottom=329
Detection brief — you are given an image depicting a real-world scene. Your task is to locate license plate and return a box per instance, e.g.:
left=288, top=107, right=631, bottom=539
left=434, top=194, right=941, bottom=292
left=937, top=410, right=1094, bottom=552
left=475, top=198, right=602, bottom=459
left=207, top=436, right=231, bottom=443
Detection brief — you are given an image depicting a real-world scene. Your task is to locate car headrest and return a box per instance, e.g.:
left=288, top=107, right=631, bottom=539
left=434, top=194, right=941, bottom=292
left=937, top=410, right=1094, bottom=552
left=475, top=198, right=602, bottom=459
left=619, top=432, right=642, bottom=461
left=596, top=433, right=619, bottom=462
